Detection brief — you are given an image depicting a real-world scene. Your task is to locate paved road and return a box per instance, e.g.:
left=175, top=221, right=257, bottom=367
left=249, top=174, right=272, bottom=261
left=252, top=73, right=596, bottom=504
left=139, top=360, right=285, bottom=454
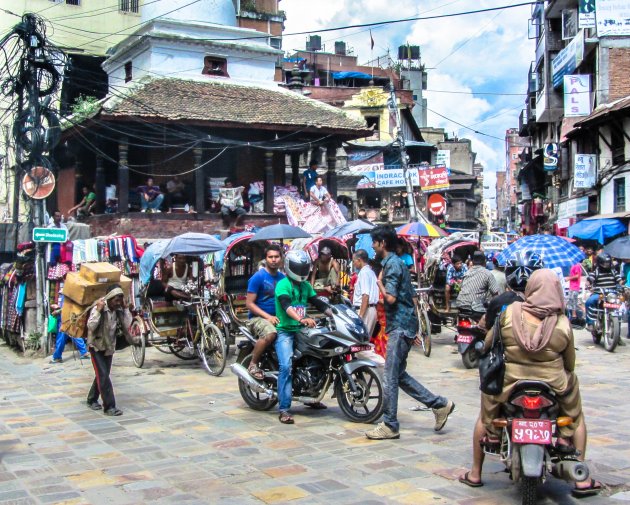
left=0, top=327, right=629, bottom=505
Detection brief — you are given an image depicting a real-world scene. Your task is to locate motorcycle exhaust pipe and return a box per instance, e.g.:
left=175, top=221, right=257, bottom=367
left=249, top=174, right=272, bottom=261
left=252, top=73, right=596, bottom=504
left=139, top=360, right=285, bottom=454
left=551, top=460, right=590, bottom=483
left=230, top=363, right=276, bottom=397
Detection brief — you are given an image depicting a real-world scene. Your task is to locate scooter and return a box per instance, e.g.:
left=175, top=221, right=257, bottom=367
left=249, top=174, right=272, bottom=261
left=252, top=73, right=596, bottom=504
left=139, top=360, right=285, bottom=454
left=588, top=287, right=625, bottom=352
left=481, top=379, right=590, bottom=505
left=455, top=303, right=486, bottom=369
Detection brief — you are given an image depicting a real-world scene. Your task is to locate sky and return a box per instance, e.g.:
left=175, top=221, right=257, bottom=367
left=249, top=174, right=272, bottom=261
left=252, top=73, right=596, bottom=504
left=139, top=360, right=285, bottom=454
left=281, top=0, right=535, bottom=206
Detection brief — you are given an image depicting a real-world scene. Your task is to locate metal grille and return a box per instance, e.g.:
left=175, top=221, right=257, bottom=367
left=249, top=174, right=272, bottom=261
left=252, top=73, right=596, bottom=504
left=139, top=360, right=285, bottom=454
left=119, top=0, right=139, bottom=13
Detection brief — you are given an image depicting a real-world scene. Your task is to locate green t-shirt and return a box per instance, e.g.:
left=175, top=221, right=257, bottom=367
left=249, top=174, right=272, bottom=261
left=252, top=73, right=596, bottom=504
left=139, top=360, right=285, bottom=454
left=86, top=192, right=96, bottom=203
left=274, top=277, right=316, bottom=332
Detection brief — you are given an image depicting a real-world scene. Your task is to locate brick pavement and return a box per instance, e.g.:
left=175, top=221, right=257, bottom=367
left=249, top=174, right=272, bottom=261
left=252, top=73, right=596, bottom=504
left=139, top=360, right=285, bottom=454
left=0, top=328, right=628, bottom=505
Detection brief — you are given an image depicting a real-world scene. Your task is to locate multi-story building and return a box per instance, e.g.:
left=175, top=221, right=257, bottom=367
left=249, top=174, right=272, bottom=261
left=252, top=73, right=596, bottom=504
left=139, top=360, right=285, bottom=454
left=495, top=171, right=508, bottom=229
left=517, top=0, right=630, bottom=235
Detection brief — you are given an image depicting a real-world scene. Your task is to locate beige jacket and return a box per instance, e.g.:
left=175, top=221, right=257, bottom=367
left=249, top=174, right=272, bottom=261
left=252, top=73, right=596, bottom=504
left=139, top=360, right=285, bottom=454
left=87, top=305, right=133, bottom=356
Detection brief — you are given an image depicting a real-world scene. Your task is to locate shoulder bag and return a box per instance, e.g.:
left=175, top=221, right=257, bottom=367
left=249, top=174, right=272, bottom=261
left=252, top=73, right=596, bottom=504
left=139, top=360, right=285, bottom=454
left=478, top=312, right=505, bottom=395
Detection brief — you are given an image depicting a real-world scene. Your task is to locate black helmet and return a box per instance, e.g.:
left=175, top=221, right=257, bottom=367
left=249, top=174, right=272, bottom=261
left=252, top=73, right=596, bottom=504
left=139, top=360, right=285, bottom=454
left=596, top=252, right=612, bottom=270
left=284, top=250, right=311, bottom=282
left=504, top=251, right=544, bottom=292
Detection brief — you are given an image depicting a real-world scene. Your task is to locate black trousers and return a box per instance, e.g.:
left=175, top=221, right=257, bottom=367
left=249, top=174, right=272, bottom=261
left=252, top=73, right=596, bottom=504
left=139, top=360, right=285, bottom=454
left=87, top=349, right=115, bottom=411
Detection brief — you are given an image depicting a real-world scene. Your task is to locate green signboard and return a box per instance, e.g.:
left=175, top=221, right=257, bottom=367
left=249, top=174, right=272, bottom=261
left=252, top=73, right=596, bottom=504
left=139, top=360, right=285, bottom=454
left=32, top=227, right=68, bottom=243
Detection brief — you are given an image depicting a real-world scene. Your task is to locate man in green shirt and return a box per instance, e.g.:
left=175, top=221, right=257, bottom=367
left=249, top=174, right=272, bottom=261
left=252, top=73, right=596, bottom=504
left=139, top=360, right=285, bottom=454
left=274, top=250, right=330, bottom=424
left=68, top=185, right=96, bottom=217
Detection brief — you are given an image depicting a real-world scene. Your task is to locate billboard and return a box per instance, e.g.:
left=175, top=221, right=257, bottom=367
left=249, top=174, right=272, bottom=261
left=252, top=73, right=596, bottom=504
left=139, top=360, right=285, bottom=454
left=564, top=75, right=591, bottom=117
left=596, top=0, right=630, bottom=36
left=418, top=165, right=450, bottom=193
left=574, top=154, right=597, bottom=189
left=551, top=30, right=585, bottom=89
left=579, top=0, right=596, bottom=28
left=347, top=150, right=384, bottom=172
left=356, top=169, right=420, bottom=189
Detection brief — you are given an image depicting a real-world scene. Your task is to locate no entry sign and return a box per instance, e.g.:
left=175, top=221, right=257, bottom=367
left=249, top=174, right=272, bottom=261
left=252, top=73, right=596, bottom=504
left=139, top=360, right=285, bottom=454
left=428, top=194, right=446, bottom=215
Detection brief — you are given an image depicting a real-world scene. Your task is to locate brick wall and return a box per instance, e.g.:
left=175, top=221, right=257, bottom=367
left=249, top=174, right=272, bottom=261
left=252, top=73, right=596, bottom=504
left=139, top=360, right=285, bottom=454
left=609, top=48, right=630, bottom=102
left=86, top=213, right=287, bottom=239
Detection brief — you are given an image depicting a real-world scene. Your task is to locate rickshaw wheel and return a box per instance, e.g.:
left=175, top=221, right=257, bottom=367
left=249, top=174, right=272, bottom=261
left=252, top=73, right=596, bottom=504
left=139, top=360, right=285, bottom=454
left=416, top=306, right=432, bottom=357
left=130, top=317, right=146, bottom=368
left=197, top=323, right=227, bottom=376
left=169, top=340, right=197, bottom=360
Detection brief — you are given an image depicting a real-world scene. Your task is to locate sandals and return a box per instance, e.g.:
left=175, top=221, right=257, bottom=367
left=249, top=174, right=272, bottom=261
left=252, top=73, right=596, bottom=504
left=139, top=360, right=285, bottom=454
left=248, top=363, right=264, bottom=380
left=572, top=478, right=602, bottom=498
left=459, top=471, right=483, bottom=488
left=278, top=411, right=294, bottom=424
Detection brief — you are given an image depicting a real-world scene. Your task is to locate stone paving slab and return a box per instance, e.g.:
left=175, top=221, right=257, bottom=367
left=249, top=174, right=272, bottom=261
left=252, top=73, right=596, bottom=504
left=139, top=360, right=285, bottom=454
left=0, top=328, right=629, bottom=504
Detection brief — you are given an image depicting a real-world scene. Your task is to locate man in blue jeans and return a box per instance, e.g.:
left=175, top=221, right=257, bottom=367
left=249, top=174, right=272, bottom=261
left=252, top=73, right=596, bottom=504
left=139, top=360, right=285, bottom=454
left=366, top=225, right=454, bottom=440
left=50, top=303, right=89, bottom=363
left=274, top=250, right=330, bottom=424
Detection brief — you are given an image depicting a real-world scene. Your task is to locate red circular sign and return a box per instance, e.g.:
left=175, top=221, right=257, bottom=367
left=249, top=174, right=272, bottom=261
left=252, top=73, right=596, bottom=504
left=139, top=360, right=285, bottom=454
left=22, top=166, right=56, bottom=200
left=427, top=194, right=446, bottom=216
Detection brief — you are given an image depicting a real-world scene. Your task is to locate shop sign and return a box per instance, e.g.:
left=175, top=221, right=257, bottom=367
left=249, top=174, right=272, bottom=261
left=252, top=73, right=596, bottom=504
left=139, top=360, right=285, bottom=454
left=579, top=0, right=596, bottom=28
left=551, top=30, right=585, bottom=89
left=544, top=143, right=559, bottom=171
left=418, top=164, right=449, bottom=193
left=356, top=169, right=419, bottom=189
left=347, top=150, right=384, bottom=172
left=596, top=0, right=630, bottom=36
left=32, top=227, right=67, bottom=243
left=428, top=193, right=447, bottom=215
left=436, top=150, right=450, bottom=169
left=557, top=196, right=590, bottom=220
left=574, top=154, right=597, bottom=189
left=564, top=75, right=591, bottom=117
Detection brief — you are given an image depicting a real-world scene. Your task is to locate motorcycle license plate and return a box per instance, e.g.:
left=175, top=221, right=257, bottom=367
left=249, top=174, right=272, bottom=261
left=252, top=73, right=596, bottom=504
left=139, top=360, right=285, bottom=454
left=603, top=303, right=621, bottom=309
left=511, top=419, right=552, bottom=445
left=456, top=334, right=473, bottom=344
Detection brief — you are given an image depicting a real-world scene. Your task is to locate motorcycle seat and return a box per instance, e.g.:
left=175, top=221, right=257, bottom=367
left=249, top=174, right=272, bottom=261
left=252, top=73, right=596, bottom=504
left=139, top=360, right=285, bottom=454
left=510, top=380, right=555, bottom=397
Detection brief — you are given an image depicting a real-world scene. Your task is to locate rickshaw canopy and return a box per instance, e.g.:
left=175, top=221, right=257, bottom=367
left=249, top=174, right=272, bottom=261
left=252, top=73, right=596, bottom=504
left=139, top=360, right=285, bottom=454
left=212, top=232, right=255, bottom=273
left=294, top=237, right=351, bottom=262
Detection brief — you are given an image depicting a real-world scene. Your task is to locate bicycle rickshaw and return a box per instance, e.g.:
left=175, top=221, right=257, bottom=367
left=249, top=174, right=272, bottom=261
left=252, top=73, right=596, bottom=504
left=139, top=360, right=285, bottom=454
left=210, top=232, right=268, bottom=349
left=129, top=233, right=228, bottom=375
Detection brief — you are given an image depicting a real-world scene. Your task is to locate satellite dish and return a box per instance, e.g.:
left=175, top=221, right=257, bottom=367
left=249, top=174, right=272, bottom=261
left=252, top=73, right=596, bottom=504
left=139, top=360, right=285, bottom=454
left=22, top=166, right=56, bottom=199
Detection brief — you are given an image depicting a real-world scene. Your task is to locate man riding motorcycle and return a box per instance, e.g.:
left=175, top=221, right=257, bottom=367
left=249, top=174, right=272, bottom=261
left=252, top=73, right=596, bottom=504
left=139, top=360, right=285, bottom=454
left=454, top=251, right=500, bottom=311
left=585, top=252, right=623, bottom=329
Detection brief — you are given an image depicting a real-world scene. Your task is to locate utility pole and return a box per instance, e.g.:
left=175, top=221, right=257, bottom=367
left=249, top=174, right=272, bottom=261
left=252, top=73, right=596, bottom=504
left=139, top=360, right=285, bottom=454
left=387, top=84, right=418, bottom=221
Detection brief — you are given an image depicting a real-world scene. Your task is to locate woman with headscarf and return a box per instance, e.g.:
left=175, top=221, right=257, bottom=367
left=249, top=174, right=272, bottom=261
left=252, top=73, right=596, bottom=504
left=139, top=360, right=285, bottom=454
left=459, top=269, right=601, bottom=497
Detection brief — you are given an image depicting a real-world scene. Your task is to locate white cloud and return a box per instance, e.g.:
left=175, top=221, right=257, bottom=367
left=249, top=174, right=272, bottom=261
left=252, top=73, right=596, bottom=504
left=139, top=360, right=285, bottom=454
left=282, top=0, right=535, bottom=202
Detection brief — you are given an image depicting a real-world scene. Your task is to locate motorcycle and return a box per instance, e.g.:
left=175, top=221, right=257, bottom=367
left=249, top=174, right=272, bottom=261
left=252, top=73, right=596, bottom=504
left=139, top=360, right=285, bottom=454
left=588, top=287, right=624, bottom=352
left=231, top=303, right=384, bottom=424
left=455, top=302, right=486, bottom=369
left=480, top=379, right=590, bottom=505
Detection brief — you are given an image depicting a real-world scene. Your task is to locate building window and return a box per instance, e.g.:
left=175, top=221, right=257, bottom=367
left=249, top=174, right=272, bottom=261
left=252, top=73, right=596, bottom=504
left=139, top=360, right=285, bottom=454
left=611, top=127, right=625, bottom=165
left=202, top=57, right=229, bottom=77
left=614, top=178, right=626, bottom=212
left=124, top=61, right=132, bottom=83
left=119, top=0, right=139, bottom=13
left=66, top=0, right=80, bottom=5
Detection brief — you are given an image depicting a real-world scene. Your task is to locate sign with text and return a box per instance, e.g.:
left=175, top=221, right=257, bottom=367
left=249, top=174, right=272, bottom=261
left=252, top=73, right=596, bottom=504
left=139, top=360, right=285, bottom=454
left=574, top=154, right=597, bottom=189
left=557, top=196, right=590, bottom=220
left=436, top=150, right=451, bottom=170
left=596, top=0, right=630, bottom=36
left=551, top=30, right=585, bottom=89
left=418, top=165, right=450, bottom=193
left=32, top=227, right=68, bottom=243
left=579, top=0, right=596, bottom=28
left=544, top=143, right=559, bottom=171
left=564, top=74, right=591, bottom=117
left=347, top=150, right=384, bottom=173
left=356, top=169, right=420, bottom=189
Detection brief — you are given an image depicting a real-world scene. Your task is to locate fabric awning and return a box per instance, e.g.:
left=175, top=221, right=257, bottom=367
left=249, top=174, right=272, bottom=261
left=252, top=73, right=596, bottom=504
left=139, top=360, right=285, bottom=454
left=568, top=218, right=627, bottom=244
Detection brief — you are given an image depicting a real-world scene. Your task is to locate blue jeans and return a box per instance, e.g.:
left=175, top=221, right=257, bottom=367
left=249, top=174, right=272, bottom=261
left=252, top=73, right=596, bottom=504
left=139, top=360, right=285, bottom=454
left=585, top=294, right=599, bottom=324
left=383, top=329, right=446, bottom=432
left=275, top=330, right=295, bottom=412
left=53, top=331, right=87, bottom=360
left=141, top=194, right=164, bottom=211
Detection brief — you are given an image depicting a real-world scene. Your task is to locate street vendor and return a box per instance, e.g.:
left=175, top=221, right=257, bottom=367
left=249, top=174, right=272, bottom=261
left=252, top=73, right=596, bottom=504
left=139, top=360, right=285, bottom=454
left=86, top=285, right=134, bottom=416
left=163, top=254, right=193, bottom=301
left=310, top=246, right=340, bottom=294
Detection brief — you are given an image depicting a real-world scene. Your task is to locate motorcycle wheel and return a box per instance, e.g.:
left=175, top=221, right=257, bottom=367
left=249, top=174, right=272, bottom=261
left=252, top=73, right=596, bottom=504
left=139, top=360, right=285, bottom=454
left=335, top=365, right=384, bottom=424
left=237, top=353, right=277, bottom=411
left=591, top=329, right=602, bottom=345
left=197, top=323, right=227, bottom=376
left=521, top=476, right=539, bottom=505
left=129, top=317, right=146, bottom=368
left=461, top=347, right=479, bottom=369
left=416, top=305, right=432, bottom=357
left=603, top=314, right=620, bottom=352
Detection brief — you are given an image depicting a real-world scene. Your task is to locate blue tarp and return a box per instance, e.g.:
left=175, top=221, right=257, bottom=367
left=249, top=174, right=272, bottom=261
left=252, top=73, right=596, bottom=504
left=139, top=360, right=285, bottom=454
left=355, top=233, right=375, bottom=259
left=139, top=240, right=169, bottom=286
left=568, top=218, right=626, bottom=244
left=332, top=71, right=381, bottom=80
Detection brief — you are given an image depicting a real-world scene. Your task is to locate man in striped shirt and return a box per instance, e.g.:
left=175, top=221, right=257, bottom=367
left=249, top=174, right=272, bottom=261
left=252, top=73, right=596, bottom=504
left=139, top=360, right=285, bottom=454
left=453, top=251, right=500, bottom=310
left=585, top=252, right=623, bottom=326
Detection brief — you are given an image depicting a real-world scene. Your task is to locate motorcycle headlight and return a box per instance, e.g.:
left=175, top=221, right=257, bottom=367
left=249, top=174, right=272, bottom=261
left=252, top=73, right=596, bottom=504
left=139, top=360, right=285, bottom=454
left=606, top=292, right=618, bottom=303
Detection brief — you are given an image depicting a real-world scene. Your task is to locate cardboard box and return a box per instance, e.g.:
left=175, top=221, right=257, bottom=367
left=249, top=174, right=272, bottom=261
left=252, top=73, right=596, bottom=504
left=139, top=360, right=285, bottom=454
left=60, top=298, right=89, bottom=339
left=63, top=272, right=132, bottom=306
left=80, top=263, right=121, bottom=284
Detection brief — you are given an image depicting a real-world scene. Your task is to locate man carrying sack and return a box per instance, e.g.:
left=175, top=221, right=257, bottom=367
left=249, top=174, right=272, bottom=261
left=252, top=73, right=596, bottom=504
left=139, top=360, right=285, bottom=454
left=86, top=284, right=134, bottom=416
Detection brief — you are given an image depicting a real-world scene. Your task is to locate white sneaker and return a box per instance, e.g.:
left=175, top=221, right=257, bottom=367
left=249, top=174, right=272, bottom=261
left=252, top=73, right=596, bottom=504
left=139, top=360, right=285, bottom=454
left=140, top=209, right=146, bottom=213
left=433, top=400, right=455, bottom=432
left=184, top=204, right=190, bottom=212
left=155, top=209, right=161, bottom=213
left=365, top=422, right=400, bottom=440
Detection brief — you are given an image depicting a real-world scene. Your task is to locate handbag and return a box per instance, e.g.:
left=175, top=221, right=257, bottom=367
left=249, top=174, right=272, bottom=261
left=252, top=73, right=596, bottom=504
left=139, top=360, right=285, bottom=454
left=478, top=313, right=505, bottom=395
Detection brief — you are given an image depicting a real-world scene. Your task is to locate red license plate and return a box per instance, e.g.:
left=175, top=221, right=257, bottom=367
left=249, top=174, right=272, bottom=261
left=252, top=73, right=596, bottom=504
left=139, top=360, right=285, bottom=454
left=456, top=334, right=473, bottom=344
left=604, top=303, right=621, bottom=309
left=511, top=419, right=552, bottom=445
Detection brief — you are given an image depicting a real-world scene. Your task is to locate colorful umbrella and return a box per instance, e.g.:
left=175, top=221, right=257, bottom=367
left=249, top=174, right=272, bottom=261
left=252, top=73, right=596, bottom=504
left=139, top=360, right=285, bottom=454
left=396, top=221, right=447, bottom=238
left=496, top=234, right=585, bottom=269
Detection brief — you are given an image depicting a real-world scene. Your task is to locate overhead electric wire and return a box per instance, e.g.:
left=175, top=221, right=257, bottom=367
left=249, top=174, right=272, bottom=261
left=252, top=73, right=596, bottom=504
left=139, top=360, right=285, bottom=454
left=49, top=0, right=167, bottom=21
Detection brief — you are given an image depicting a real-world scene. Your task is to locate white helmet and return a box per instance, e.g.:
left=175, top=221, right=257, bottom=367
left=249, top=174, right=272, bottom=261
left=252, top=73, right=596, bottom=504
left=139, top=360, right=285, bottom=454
left=284, top=250, right=311, bottom=283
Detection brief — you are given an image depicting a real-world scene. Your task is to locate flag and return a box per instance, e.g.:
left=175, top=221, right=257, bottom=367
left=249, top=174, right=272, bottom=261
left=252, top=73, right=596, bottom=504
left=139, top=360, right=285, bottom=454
left=370, top=30, right=374, bottom=51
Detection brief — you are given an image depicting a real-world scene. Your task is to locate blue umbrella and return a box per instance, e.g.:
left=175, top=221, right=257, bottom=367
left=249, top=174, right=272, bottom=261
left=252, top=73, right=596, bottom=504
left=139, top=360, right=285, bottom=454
left=496, top=234, right=585, bottom=269
left=323, top=219, right=375, bottom=238
left=162, top=232, right=226, bottom=257
left=249, top=224, right=311, bottom=242
left=568, top=218, right=626, bottom=244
